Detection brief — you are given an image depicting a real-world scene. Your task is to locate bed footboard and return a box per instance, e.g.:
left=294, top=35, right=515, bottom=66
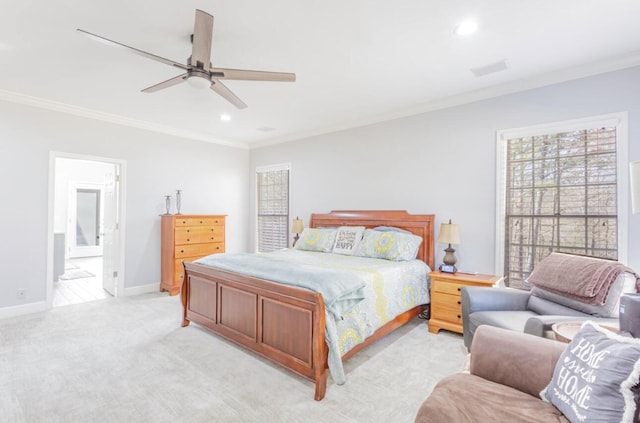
left=181, top=261, right=329, bottom=400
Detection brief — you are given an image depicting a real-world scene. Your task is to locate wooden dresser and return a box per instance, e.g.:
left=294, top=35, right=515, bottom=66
left=161, top=214, right=226, bottom=295
left=428, top=270, right=500, bottom=334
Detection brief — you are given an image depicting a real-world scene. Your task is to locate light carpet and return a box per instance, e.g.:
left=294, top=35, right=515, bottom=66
left=0, top=293, right=467, bottom=423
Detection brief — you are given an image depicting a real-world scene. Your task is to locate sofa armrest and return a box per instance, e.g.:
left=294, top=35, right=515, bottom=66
left=461, top=287, right=531, bottom=348
left=462, top=287, right=530, bottom=314
left=470, top=325, right=566, bottom=397
left=524, top=315, right=620, bottom=338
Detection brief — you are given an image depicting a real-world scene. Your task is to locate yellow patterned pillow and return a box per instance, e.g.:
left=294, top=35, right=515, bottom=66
left=294, top=228, right=337, bottom=252
left=355, top=229, right=422, bottom=261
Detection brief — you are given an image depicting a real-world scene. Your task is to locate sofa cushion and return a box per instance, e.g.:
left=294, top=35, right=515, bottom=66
left=415, top=373, right=568, bottom=423
left=541, top=321, right=640, bottom=423
left=469, top=310, right=540, bottom=333
left=526, top=295, right=589, bottom=317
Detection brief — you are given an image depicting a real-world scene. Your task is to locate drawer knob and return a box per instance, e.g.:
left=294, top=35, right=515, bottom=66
left=186, top=229, right=190, bottom=233
left=210, top=237, right=214, bottom=240
left=457, top=314, right=461, bottom=319
left=216, top=246, right=220, bottom=250
left=457, top=287, right=461, bottom=292
left=187, top=238, right=190, bottom=242
left=200, top=220, right=203, bottom=223
left=180, top=249, right=185, bottom=253
left=457, top=300, right=461, bottom=305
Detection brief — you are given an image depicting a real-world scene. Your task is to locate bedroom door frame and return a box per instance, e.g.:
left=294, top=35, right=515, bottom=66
left=46, top=151, right=127, bottom=308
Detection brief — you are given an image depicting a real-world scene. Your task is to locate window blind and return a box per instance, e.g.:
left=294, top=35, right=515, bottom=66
left=256, top=166, right=290, bottom=252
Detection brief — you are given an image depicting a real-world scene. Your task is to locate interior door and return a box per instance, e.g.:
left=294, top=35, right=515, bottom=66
left=68, top=183, right=103, bottom=258
left=102, top=167, right=119, bottom=296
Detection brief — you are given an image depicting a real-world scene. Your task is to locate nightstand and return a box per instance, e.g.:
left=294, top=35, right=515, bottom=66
left=428, top=270, right=500, bottom=334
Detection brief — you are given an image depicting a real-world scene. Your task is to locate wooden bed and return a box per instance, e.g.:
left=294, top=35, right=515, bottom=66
left=181, top=210, right=435, bottom=400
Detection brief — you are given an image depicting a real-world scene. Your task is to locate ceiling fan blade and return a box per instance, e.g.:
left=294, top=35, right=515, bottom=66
left=211, top=67, right=296, bottom=82
left=77, top=29, right=189, bottom=71
left=190, top=9, right=213, bottom=69
left=210, top=79, right=247, bottom=109
left=141, top=73, right=189, bottom=93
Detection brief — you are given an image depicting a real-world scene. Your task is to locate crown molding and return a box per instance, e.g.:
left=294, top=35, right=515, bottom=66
left=0, top=89, right=248, bottom=150
left=252, top=52, right=640, bottom=149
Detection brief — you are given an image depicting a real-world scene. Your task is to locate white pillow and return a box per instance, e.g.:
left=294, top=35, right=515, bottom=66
left=332, top=226, right=365, bottom=256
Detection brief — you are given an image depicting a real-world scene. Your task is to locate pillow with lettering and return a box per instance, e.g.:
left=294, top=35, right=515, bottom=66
left=540, top=321, right=640, bottom=423
left=332, top=226, right=365, bottom=256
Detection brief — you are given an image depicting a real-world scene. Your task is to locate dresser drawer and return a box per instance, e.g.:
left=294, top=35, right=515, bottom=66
left=175, top=227, right=225, bottom=245
left=175, top=242, right=224, bottom=258
left=174, top=257, right=199, bottom=282
left=431, top=279, right=466, bottom=296
left=431, top=304, right=463, bottom=325
left=174, top=264, right=186, bottom=286
left=431, top=291, right=462, bottom=310
left=175, top=217, right=225, bottom=227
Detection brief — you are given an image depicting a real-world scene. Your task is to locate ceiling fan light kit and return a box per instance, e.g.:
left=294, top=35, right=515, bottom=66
left=77, top=9, right=295, bottom=109
left=187, top=74, right=211, bottom=90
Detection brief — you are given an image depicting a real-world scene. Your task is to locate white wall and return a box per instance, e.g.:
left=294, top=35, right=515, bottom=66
left=0, top=100, right=249, bottom=310
left=250, top=65, right=640, bottom=275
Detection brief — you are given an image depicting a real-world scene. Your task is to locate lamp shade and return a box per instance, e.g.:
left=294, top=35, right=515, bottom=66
left=631, top=161, right=640, bottom=215
left=437, top=222, right=461, bottom=245
left=291, top=217, right=304, bottom=234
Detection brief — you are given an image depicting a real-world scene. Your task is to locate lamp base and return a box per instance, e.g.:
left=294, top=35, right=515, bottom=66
left=293, top=234, right=300, bottom=247
left=439, top=264, right=457, bottom=273
left=442, top=245, right=457, bottom=266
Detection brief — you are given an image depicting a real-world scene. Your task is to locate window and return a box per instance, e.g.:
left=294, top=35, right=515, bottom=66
left=256, top=164, right=290, bottom=252
left=496, top=114, right=629, bottom=289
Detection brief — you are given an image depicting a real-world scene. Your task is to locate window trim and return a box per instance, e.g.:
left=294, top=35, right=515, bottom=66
left=495, top=113, right=629, bottom=276
left=255, top=163, right=291, bottom=252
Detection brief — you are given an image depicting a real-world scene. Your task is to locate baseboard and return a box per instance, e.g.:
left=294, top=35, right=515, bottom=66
left=0, top=301, right=48, bottom=320
left=123, top=283, right=159, bottom=297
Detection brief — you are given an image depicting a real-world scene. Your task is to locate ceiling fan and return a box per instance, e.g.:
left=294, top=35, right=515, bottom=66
left=77, top=9, right=296, bottom=109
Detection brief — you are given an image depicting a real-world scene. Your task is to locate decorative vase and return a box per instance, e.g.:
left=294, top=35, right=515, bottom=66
left=176, top=190, right=182, bottom=214
left=165, top=195, right=172, bottom=215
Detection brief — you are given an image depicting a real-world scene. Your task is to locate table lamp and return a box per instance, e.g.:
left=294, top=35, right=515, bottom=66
left=291, top=217, right=303, bottom=246
left=437, top=219, right=460, bottom=273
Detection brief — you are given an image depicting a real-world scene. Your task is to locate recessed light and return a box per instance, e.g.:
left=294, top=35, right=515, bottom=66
left=220, top=113, right=231, bottom=122
left=454, top=20, right=478, bottom=36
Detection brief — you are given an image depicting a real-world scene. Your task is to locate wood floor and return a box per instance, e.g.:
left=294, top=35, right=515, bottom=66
left=53, top=257, right=110, bottom=307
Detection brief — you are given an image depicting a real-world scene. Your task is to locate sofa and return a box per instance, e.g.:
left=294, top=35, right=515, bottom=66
left=415, top=325, right=568, bottom=423
left=461, top=254, right=637, bottom=349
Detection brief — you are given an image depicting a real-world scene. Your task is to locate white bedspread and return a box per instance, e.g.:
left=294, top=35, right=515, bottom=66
left=260, top=249, right=431, bottom=385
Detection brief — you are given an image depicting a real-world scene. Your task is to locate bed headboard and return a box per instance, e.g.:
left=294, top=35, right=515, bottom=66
left=309, top=210, right=435, bottom=270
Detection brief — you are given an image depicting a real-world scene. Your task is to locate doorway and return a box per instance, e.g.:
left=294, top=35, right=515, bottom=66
left=49, top=154, right=125, bottom=308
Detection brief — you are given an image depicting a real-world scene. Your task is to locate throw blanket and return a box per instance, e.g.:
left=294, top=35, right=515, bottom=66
left=194, top=252, right=366, bottom=321
left=527, top=253, right=636, bottom=305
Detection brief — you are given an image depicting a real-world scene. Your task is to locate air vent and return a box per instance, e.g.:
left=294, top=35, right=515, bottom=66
left=258, top=127, right=277, bottom=132
left=470, top=60, right=508, bottom=77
